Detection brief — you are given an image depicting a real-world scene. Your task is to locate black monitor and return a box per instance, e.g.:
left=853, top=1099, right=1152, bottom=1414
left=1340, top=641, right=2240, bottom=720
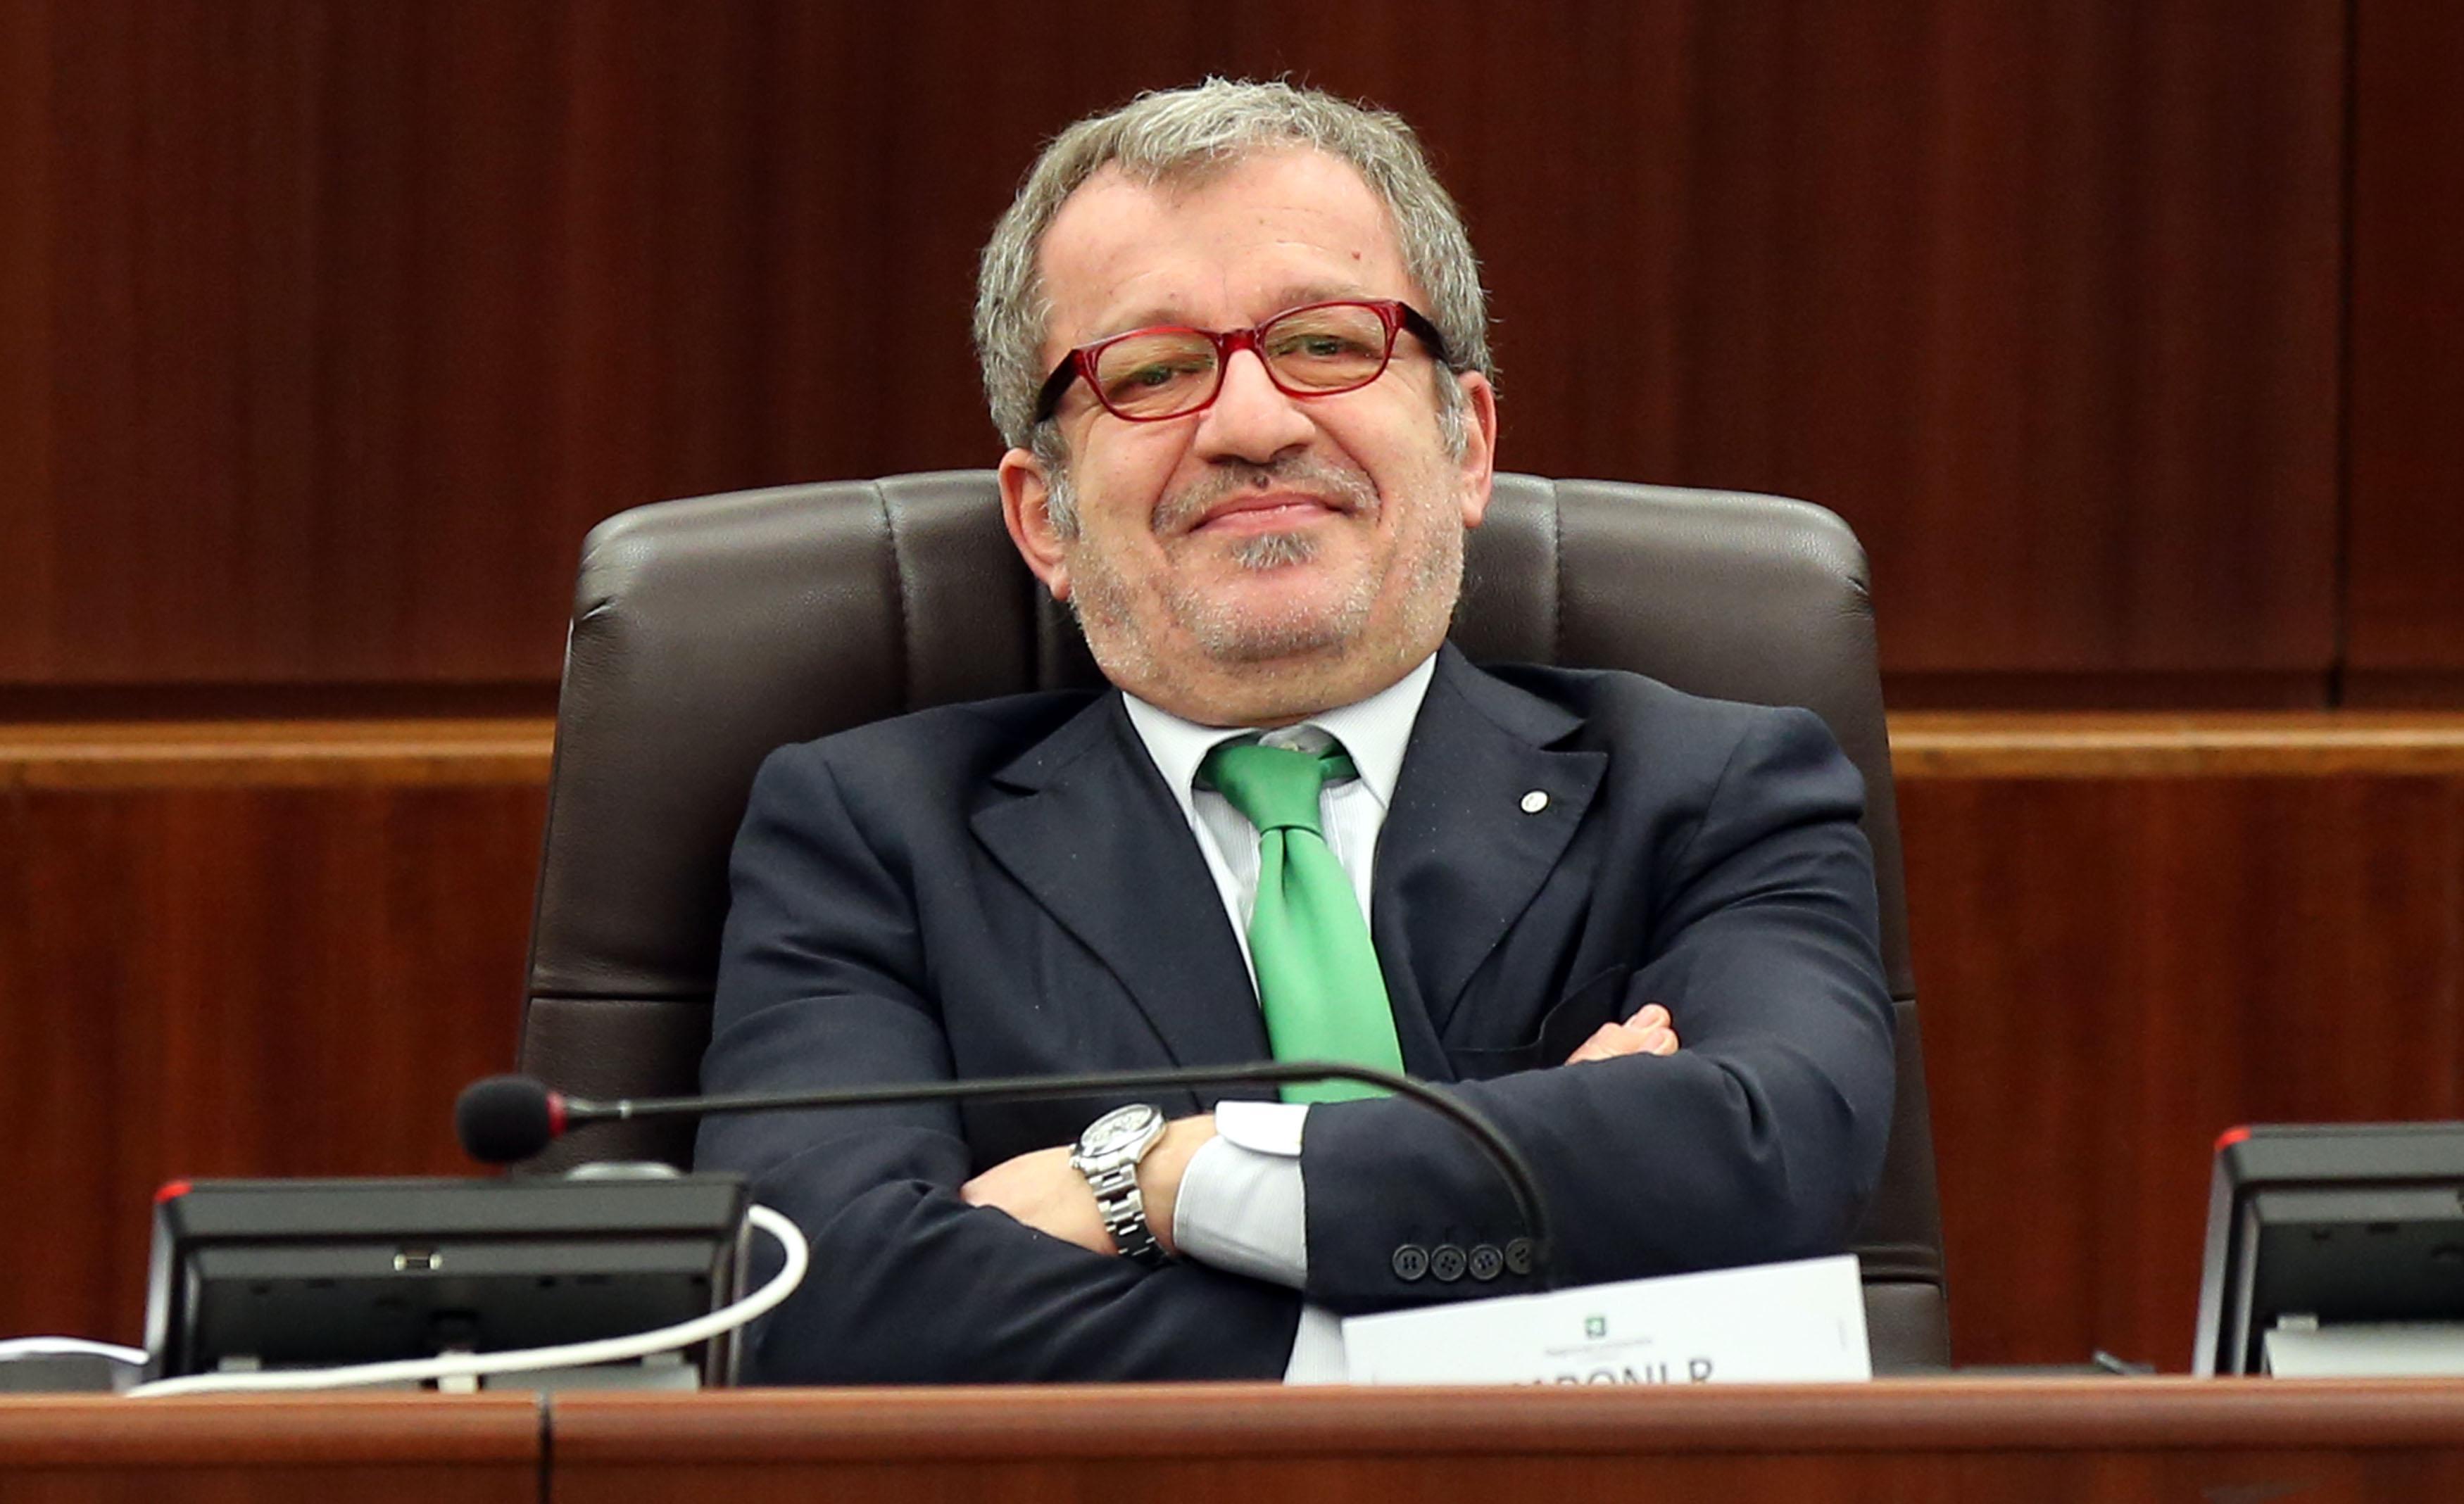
left=144, top=1173, right=753, bottom=1386
left=2194, top=1123, right=2464, bottom=1375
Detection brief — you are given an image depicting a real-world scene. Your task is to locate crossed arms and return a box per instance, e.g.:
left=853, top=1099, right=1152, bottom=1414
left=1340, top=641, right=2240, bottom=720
left=957, top=1005, right=1681, bottom=1258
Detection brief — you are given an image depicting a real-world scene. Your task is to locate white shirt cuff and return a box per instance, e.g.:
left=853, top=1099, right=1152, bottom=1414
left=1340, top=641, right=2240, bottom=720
left=1216, top=1098, right=1309, bottom=1156
left=1283, top=1304, right=1347, bottom=1384
left=1171, top=1101, right=1310, bottom=1288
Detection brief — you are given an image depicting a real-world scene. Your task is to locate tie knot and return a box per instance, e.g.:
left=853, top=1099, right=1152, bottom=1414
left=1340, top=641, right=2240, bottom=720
left=1201, top=738, right=1355, bottom=836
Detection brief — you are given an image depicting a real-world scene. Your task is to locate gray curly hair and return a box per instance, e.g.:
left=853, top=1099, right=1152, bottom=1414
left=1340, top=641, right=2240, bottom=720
left=973, top=79, right=1493, bottom=517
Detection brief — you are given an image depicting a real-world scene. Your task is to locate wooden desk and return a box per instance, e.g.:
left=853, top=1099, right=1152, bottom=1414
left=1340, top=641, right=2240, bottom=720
left=4, top=1381, right=2462, bottom=1502
left=551, top=1379, right=2464, bottom=1504
left=0, top=1393, right=539, bottom=1503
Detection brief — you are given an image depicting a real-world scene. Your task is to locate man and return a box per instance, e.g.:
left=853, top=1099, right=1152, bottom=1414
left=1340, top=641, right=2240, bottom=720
left=696, top=80, right=1895, bottom=1384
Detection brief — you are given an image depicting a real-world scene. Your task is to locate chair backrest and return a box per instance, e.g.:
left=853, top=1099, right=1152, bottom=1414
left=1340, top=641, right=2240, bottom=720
left=517, top=470, right=1949, bottom=1370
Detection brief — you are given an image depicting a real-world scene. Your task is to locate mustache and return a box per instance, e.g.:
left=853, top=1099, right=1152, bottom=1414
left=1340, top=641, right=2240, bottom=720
left=1152, top=456, right=1380, bottom=535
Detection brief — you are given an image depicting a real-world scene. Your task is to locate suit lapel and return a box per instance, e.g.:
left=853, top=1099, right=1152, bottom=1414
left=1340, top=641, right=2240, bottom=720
left=967, top=655, right=1604, bottom=1087
left=969, top=695, right=1273, bottom=1073
left=1373, top=647, right=1607, bottom=1051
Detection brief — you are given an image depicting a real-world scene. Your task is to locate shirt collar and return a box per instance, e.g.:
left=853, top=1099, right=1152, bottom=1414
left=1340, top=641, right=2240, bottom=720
left=1122, top=652, right=1439, bottom=827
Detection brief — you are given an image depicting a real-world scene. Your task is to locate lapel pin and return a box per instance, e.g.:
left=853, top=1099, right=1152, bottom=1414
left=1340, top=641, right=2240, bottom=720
left=1519, top=790, right=1549, bottom=814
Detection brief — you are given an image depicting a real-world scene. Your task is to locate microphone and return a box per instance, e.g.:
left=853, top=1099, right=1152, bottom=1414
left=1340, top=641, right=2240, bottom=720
left=456, top=1061, right=1554, bottom=1284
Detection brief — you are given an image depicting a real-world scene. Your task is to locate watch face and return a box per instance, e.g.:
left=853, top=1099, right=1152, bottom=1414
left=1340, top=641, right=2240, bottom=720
left=1082, top=1104, right=1161, bottom=1157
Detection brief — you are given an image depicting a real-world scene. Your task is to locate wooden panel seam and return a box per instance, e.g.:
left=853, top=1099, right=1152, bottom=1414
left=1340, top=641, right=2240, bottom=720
left=15, top=715, right=2464, bottom=788
left=1888, top=715, right=2464, bottom=778
left=0, top=719, right=557, bottom=788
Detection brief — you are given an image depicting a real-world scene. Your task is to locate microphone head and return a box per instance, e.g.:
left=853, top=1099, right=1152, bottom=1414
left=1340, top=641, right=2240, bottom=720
left=455, top=1074, right=562, bottom=1164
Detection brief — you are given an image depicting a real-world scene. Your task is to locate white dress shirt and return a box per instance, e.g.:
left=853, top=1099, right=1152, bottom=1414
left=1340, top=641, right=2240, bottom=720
left=1119, top=652, right=1437, bottom=1384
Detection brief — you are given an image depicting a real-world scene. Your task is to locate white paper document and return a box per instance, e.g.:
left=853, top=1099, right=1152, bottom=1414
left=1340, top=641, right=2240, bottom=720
left=2264, top=1322, right=2464, bottom=1377
left=1340, top=1253, right=1870, bottom=1385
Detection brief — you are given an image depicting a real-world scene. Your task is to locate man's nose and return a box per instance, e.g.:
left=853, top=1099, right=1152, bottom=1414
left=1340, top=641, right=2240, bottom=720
left=1194, top=349, right=1315, bottom=462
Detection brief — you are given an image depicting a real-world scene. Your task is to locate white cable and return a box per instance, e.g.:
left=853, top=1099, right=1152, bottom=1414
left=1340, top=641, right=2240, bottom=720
left=0, top=1337, right=149, bottom=1366
left=125, top=1203, right=806, bottom=1398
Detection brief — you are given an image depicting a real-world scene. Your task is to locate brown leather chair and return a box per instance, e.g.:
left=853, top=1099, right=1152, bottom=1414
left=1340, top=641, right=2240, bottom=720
left=516, top=470, right=1951, bottom=1371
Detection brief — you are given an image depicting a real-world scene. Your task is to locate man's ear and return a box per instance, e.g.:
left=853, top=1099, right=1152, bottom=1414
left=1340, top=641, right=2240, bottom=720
left=1452, top=370, right=1500, bottom=530
left=998, top=446, right=1071, bottom=601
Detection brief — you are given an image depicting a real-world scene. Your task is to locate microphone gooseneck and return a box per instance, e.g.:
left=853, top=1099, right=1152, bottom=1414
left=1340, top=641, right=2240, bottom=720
left=455, top=1061, right=1554, bottom=1286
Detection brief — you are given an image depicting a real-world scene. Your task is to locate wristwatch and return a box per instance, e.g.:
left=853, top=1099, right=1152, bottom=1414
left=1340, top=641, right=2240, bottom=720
left=1071, top=1103, right=1171, bottom=1268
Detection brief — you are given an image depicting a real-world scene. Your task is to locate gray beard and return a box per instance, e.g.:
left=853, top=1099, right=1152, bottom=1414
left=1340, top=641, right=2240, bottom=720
left=1229, top=529, right=1320, bottom=570
left=1047, top=455, right=1453, bottom=672
left=1065, top=526, right=1369, bottom=667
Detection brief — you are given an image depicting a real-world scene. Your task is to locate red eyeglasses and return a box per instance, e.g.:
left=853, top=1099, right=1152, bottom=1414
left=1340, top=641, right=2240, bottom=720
left=1031, top=299, right=1450, bottom=425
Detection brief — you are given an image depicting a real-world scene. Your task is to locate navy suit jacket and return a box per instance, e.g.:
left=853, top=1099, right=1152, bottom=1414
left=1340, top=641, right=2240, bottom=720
left=695, top=645, right=1896, bottom=1383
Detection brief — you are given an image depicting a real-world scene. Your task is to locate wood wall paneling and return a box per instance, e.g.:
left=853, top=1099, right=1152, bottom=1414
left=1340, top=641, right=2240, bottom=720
left=0, top=1, right=2351, bottom=695
left=2345, top=0, right=2464, bottom=689
left=0, top=774, right=544, bottom=1346
left=4, top=1, right=1010, bottom=686
left=0, top=0, right=51, bottom=674
left=1459, top=2, right=2345, bottom=683
left=1900, top=766, right=2464, bottom=1370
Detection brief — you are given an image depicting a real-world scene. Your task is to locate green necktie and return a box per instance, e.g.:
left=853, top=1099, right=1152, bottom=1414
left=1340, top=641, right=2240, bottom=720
left=1200, top=738, right=1404, bottom=1104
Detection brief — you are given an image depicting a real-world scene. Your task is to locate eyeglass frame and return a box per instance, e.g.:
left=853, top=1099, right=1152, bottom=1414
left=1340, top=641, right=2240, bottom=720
left=1030, top=298, right=1454, bottom=426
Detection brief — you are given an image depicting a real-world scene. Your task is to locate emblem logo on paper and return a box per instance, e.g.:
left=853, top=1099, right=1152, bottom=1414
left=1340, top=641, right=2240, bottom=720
left=1584, top=1315, right=1607, bottom=1339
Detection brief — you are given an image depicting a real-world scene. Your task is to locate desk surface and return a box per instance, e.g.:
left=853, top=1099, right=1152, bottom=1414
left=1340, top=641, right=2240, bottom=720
left=0, top=1392, right=540, bottom=1503
left=550, top=1377, right=2464, bottom=1455
left=7, top=1379, right=2463, bottom=1504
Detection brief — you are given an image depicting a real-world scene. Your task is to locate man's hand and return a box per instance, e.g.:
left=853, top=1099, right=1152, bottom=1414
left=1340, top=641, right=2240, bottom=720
left=1564, top=1002, right=1679, bottom=1064
left=960, top=1115, right=1217, bottom=1258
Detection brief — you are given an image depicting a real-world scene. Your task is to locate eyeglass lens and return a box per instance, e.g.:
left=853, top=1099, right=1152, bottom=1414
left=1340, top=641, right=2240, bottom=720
left=1090, top=303, right=1395, bottom=419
